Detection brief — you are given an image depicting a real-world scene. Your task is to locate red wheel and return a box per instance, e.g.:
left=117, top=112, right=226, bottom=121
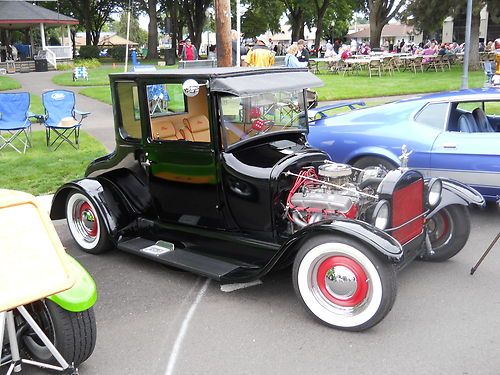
left=66, top=191, right=112, bottom=254
left=421, top=205, right=471, bottom=262
left=293, top=235, right=397, bottom=331
left=316, top=256, right=368, bottom=307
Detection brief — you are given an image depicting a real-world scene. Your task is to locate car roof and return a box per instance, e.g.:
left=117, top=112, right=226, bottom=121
left=111, top=67, right=324, bottom=96
left=396, top=87, right=500, bottom=104
left=111, top=67, right=305, bottom=79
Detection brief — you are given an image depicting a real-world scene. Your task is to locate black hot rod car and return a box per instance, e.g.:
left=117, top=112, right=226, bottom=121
left=50, top=68, right=484, bottom=331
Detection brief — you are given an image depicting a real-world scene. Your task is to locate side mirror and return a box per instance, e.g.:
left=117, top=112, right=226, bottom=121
left=182, top=79, right=200, bottom=97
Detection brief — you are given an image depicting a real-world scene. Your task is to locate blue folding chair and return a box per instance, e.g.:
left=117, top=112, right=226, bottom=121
left=72, top=66, right=88, bottom=81
left=147, top=84, right=170, bottom=114
left=0, top=92, right=32, bottom=154
left=41, top=90, right=90, bottom=150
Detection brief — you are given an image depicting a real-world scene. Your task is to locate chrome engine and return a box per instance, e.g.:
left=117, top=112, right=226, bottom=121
left=286, top=162, right=378, bottom=229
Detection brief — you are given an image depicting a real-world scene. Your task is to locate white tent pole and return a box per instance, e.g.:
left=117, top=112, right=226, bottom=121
left=40, top=23, right=46, bottom=50
left=236, top=0, right=241, bottom=67
left=124, top=0, right=132, bottom=72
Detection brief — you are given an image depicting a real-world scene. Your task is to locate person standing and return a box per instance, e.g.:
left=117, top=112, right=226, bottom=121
left=296, top=39, right=309, bottom=63
left=231, top=30, right=239, bottom=66
left=243, top=38, right=275, bottom=67
left=181, top=39, right=198, bottom=61
left=350, top=38, right=358, bottom=55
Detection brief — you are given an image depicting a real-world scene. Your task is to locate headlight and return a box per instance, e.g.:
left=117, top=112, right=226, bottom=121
left=427, top=178, right=442, bottom=207
left=372, top=200, right=390, bottom=230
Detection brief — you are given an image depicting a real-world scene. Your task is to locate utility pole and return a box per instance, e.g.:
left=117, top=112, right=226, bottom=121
left=461, top=0, right=473, bottom=89
left=215, top=0, right=231, bottom=67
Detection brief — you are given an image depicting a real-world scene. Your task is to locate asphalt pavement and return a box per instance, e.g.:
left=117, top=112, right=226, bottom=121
left=3, top=71, right=500, bottom=375
left=8, top=205, right=500, bottom=375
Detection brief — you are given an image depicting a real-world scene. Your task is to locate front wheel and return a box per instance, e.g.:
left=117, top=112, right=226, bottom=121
left=19, top=300, right=96, bottom=366
left=421, top=205, right=471, bottom=262
left=292, top=235, right=397, bottom=331
left=66, top=191, right=112, bottom=254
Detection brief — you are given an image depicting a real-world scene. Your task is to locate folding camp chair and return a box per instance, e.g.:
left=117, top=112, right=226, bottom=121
left=41, top=90, right=90, bottom=151
left=72, top=66, right=88, bottom=81
left=147, top=84, right=170, bottom=114
left=0, top=92, right=32, bottom=154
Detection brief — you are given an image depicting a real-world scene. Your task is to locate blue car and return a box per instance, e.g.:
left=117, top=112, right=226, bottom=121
left=308, top=88, right=500, bottom=201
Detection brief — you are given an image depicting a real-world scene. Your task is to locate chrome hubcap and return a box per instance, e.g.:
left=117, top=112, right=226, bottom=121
left=324, top=265, right=358, bottom=300
left=315, top=256, right=369, bottom=308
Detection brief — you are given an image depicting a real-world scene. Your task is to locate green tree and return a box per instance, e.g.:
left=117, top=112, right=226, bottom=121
left=240, top=0, right=283, bottom=38
left=365, top=0, right=406, bottom=49
left=182, top=0, right=212, bottom=51
left=40, top=0, right=121, bottom=45
left=314, top=0, right=361, bottom=48
left=111, top=12, right=148, bottom=46
left=135, top=0, right=160, bottom=59
left=405, top=0, right=500, bottom=69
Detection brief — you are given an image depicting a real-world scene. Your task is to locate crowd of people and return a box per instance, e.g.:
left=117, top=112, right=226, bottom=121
left=176, top=32, right=497, bottom=69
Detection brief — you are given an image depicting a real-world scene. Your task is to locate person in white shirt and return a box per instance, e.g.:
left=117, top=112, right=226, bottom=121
left=350, top=39, right=358, bottom=55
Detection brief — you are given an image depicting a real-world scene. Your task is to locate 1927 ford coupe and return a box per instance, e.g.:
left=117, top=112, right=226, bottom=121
left=50, top=68, right=484, bottom=331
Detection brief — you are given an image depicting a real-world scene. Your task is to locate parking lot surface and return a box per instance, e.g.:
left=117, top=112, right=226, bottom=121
left=5, top=204, right=499, bottom=375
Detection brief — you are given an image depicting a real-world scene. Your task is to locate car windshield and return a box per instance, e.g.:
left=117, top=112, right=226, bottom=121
left=220, top=90, right=307, bottom=147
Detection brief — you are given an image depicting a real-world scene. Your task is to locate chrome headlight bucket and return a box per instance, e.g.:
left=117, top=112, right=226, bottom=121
left=372, top=200, right=390, bottom=230
left=427, top=178, right=442, bottom=208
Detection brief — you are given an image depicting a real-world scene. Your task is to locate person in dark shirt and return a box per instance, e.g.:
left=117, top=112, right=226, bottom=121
left=296, top=39, right=309, bottom=62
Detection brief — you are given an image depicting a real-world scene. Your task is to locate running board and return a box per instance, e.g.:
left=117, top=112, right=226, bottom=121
left=117, top=237, right=250, bottom=281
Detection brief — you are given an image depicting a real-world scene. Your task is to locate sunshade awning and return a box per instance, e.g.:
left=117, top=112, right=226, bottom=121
left=0, top=1, right=78, bottom=29
left=210, top=70, right=324, bottom=96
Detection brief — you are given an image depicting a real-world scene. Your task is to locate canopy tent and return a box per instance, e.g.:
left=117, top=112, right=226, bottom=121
left=75, top=33, right=138, bottom=47
left=0, top=1, right=78, bottom=30
left=0, top=1, right=78, bottom=63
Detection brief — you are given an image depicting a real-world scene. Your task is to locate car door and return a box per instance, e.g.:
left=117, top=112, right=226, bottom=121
left=140, top=81, right=225, bottom=228
left=429, top=100, right=500, bottom=199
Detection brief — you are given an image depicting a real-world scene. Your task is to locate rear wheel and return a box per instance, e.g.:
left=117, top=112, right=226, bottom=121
left=292, top=235, right=397, bottom=331
left=421, top=205, right=470, bottom=262
left=19, top=299, right=96, bottom=366
left=66, top=191, right=112, bottom=254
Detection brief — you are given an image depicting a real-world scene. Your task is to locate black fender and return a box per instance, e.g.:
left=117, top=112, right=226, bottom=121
left=272, top=218, right=403, bottom=271
left=427, top=178, right=485, bottom=219
left=50, top=178, right=135, bottom=243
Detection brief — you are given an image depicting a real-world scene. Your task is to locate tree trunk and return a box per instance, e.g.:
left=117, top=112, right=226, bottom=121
left=469, top=11, right=481, bottom=70
left=299, top=23, right=305, bottom=40
left=288, top=8, right=303, bottom=42
left=83, top=0, right=92, bottom=45
left=215, top=0, right=231, bottom=66
left=369, top=19, right=384, bottom=49
left=147, top=0, right=159, bottom=59
left=314, top=0, right=329, bottom=50
left=170, top=1, right=179, bottom=59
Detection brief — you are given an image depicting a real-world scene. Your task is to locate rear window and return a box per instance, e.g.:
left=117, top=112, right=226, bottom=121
left=415, top=102, right=448, bottom=130
left=328, top=101, right=421, bottom=124
left=116, top=81, right=141, bottom=140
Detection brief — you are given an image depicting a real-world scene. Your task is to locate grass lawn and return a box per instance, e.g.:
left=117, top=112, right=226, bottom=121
left=0, top=130, right=108, bottom=195
left=71, top=65, right=487, bottom=105
left=52, top=66, right=123, bottom=86
left=29, top=94, right=44, bottom=115
left=315, top=66, right=486, bottom=101
left=53, top=62, right=179, bottom=87
left=0, top=76, right=21, bottom=91
left=80, top=86, right=112, bottom=104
